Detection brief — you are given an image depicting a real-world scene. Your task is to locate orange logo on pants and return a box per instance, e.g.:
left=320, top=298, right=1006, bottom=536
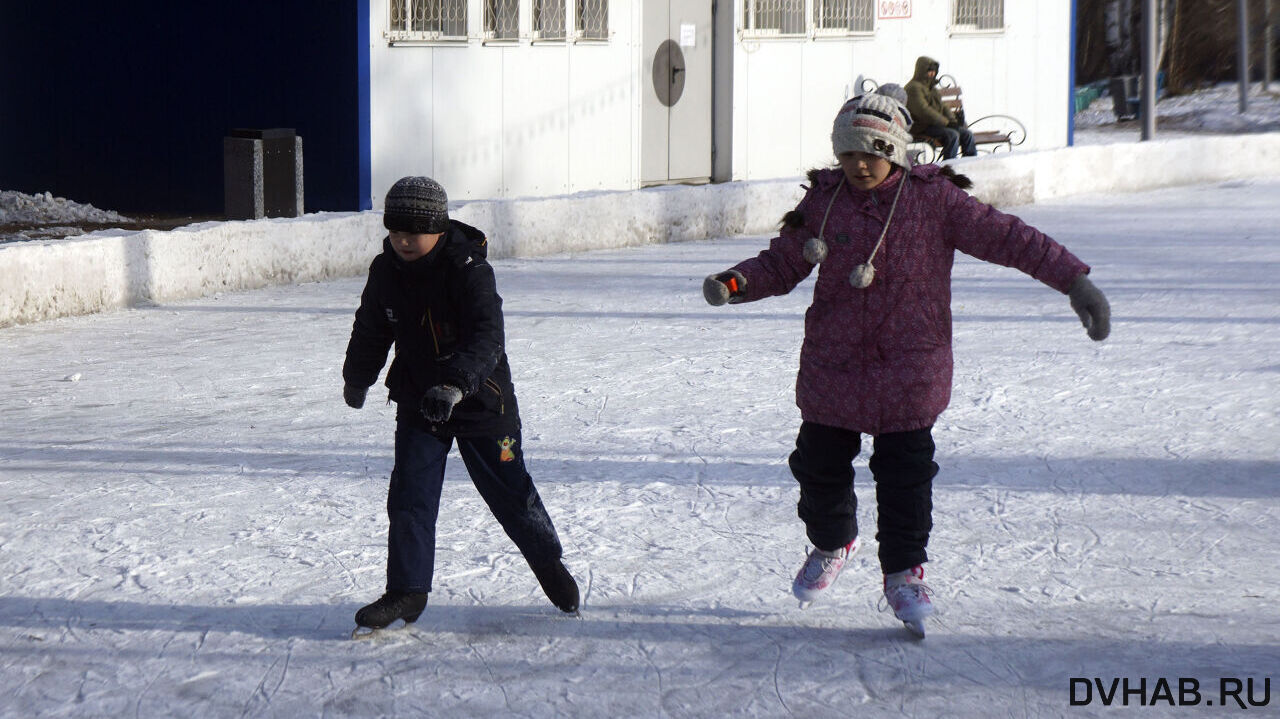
left=499, top=436, right=516, bottom=462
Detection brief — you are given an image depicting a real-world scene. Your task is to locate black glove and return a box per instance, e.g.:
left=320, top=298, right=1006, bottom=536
left=702, top=270, right=747, bottom=306
left=343, top=384, right=368, bottom=409
left=1068, top=274, right=1111, bottom=341
left=421, top=385, right=464, bottom=423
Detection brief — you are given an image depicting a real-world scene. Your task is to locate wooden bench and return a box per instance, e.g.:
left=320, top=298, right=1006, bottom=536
left=909, top=75, right=1026, bottom=164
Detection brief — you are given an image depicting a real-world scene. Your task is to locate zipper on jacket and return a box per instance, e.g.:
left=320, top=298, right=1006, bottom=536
left=423, top=306, right=440, bottom=354
left=484, top=378, right=505, bottom=415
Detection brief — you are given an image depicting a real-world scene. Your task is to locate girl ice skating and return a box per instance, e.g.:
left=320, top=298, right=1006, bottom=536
left=702, top=92, right=1110, bottom=637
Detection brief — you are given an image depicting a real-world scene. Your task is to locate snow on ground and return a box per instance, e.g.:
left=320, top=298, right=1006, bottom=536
left=1073, top=81, right=1280, bottom=144
left=1, top=178, right=1276, bottom=717
left=0, top=191, right=134, bottom=242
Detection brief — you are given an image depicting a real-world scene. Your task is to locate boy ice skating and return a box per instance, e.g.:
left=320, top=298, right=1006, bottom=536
left=701, top=93, right=1110, bottom=636
left=343, top=176, right=579, bottom=637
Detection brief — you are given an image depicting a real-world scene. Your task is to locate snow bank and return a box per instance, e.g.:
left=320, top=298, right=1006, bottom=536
left=4, top=132, right=1280, bottom=328
left=0, top=190, right=133, bottom=225
left=957, top=133, right=1280, bottom=207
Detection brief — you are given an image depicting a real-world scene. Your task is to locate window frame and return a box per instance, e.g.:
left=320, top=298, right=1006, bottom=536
left=483, top=0, right=521, bottom=43
left=812, top=0, right=875, bottom=38
left=741, top=0, right=807, bottom=39
left=950, top=0, right=1005, bottom=34
left=532, top=0, right=568, bottom=42
left=386, top=0, right=469, bottom=44
left=574, top=0, right=610, bottom=42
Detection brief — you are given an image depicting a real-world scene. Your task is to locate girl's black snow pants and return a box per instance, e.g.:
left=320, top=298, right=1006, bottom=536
left=385, top=420, right=564, bottom=593
left=788, top=421, right=938, bottom=575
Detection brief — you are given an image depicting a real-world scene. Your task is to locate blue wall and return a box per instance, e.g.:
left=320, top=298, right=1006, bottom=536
left=1, top=2, right=368, bottom=214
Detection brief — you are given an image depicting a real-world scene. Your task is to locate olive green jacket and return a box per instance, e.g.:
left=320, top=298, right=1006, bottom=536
left=904, top=56, right=956, bottom=132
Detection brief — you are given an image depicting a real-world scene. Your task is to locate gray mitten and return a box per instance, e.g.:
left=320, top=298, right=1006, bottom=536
left=703, top=270, right=746, bottom=306
left=1068, top=274, right=1111, bottom=341
left=421, top=384, right=464, bottom=422
left=343, top=384, right=367, bottom=409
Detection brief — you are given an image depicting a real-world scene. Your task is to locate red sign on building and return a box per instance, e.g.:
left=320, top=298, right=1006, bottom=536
left=878, top=0, right=912, bottom=19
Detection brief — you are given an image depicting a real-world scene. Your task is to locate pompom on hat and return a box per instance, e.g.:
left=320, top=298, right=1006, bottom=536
left=831, top=93, right=915, bottom=168
left=383, top=176, right=450, bottom=234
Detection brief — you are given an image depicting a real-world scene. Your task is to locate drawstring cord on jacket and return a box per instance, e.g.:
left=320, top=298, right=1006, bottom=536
left=805, top=171, right=909, bottom=289
left=850, top=171, right=907, bottom=289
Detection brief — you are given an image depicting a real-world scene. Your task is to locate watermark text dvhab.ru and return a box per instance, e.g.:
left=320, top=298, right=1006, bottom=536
left=1070, top=677, right=1270, bottom=708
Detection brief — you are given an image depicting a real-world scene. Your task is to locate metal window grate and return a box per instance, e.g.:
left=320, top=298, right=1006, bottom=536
left=534, top=0, right=566, bottom=39
left=576, top=0, right=608, bottom=40
left=815, top=0, right=874, bottom=33
left=953, top=0, right=1003, bottom=30
left=389, top=0, right=467, bottom=40
left=743, top=0, right=805, bottom=36
left=485, top=0, right=519, bottom=40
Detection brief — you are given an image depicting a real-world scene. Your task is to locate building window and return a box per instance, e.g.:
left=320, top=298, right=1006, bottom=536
left=815, top=0, right=874, bottom=34
left=953, top=0, right=1004, bottom=31
left=576, top=0, right=609, bottom=40
left=743, top=0, right=805, bottom=36
left=533, top=0, right=567, bottom=40
left=485, top=0, right=519, bottom=40
left=389, top=0, right=467, bottom=41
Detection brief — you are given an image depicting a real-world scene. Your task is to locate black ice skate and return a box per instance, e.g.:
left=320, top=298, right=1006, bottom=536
left=532, top=560, right=580, bottom=614
left=351, top=591, right=428, bottom=640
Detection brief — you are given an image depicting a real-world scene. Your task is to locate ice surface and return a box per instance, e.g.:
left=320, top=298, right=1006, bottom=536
left=1, top=178, right=1277, bottom=717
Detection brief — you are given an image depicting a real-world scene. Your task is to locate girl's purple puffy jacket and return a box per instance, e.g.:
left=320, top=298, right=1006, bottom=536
left=730, top=164, right=1089, bottom=436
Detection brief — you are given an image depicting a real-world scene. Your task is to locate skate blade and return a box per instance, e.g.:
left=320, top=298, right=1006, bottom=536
left=903, top=620, right=926, bottom=638
left=350, top=621, right=413, bottom=641
left=797, top=599, right=813, bottom=610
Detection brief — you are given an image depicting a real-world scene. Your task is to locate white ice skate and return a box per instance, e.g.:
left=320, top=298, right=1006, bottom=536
left=792, top=537, right=860, bottom=609
left=881, top=565, right=933, bottom=638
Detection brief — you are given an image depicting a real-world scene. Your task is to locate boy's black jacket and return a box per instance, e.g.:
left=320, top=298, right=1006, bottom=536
left=343, top=220, right=520, bottom=436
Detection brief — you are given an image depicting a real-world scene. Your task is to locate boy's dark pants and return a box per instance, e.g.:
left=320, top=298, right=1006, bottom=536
left=386, top=420, right=563, bottom=593
left=922, top=124, right=978, bottom=159
left=788, top=421, right=937, bottom=575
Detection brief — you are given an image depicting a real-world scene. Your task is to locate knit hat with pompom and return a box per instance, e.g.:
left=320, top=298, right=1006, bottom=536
left=831, top=93, right=915, bottom=168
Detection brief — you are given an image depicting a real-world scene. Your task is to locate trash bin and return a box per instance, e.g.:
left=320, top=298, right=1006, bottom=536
left=223, top=128, right=304, bottom=220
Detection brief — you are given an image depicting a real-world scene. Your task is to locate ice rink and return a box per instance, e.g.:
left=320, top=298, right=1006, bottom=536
left=2, top=178, right=1277, bottom=717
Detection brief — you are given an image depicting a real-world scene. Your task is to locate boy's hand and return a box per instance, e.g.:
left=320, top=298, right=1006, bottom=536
left=343, top=384, right=368, bottom=409
left=703, top=270, right=747, bottom=306
left=421, top=385, right=464, bottom=423
left=1068, top=275, right=1111, bottom=341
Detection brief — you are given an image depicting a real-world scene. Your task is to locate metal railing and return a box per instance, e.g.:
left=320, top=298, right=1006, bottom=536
left=485, top=0, right=519, bottom=40
left=743, top=0, right=806, bottom=36
left=576, top=0, right=609, bottom=40
left=389, top=0, right=467, bottom=40
left=953, top=0, right=1004, bottom=31
left=533, top=0, right=567, bottom=40
left=815, top=0, right=874, bottom=34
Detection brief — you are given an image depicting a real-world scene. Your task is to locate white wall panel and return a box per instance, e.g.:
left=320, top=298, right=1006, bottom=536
left=799, top=41, right=859, bottom=172
left=367, top=0, right=1071, bottom=200
left=731, top=0, right=1072, bottom=181
left=735, top=42, right=804, bottom=180
left=502, top=46, right=570, bottom=197
left=368, top=0, right=641, bottom=204
left=432, top=48, right=505, bottom=199
left=567, top=45, right=636, bottom=193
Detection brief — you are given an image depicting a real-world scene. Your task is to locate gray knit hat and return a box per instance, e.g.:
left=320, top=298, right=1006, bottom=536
left=831, top=93, right=915, bottom=168
left=383, top=176, right=449, bottom=233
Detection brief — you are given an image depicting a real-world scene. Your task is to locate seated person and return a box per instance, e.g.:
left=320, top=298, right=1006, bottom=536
left=904, top=56, right=977, bottom=160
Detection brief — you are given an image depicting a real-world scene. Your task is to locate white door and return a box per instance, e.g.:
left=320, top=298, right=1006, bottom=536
left=642, top=0, right=713, bottom=184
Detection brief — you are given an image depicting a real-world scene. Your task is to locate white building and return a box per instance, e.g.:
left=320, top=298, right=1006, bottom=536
left=367, top=0, right=1071, bottom=206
